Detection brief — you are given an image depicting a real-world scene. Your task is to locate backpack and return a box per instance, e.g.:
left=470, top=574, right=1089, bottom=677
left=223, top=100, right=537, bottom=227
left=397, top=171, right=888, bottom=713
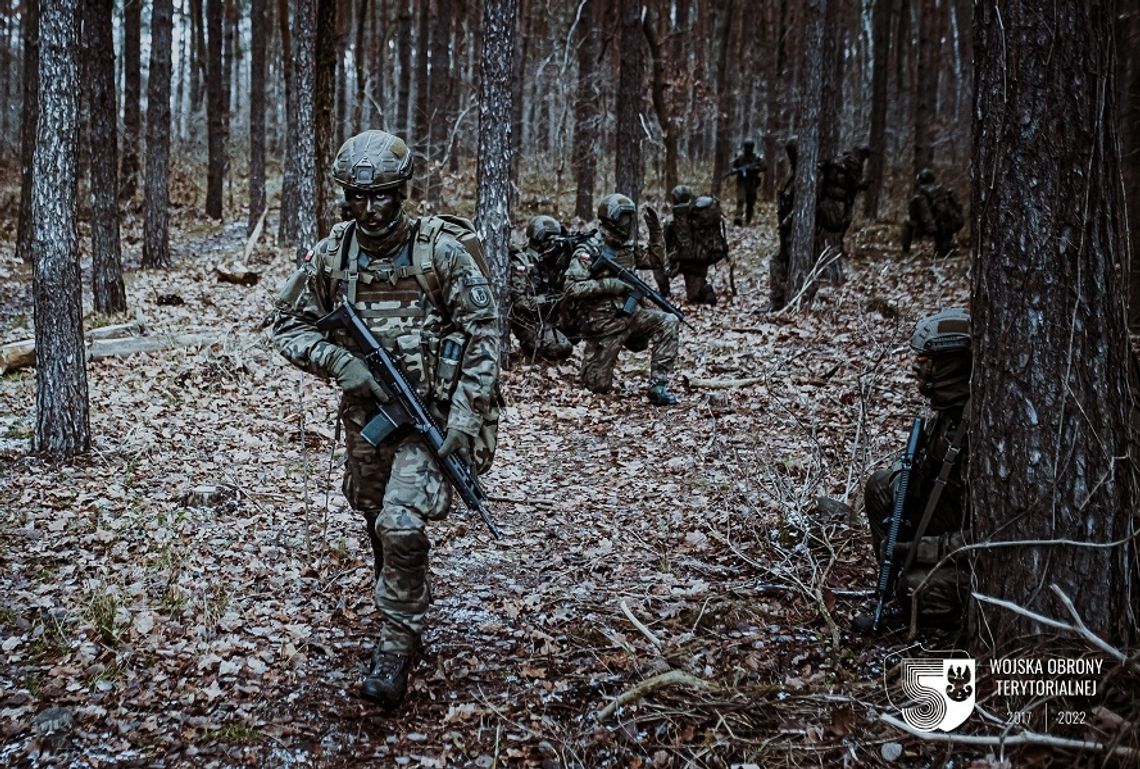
left=928, top=187, right=964, bottom=235
left=689, top=196, right=728, bottom=266
left=338, top=214, right=501, bottom=475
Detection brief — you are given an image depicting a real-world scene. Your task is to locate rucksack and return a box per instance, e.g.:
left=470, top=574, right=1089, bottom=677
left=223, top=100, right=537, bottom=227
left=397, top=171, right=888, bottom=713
left=688, top=196, right=728, bottom=266
left=336, top=215, right=501, bottom=475
left=928, top=187, right=964, bottom=234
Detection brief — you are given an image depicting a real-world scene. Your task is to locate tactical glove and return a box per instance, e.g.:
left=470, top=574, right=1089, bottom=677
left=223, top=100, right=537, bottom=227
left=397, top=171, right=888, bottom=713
left=327, top=348, right=389, bottom=402
left=439, top=428, right=474, bottom=464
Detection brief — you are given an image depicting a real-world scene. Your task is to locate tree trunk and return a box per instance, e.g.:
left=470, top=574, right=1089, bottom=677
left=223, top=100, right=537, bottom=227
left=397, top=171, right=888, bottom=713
left=143, top=0, right=175, bottom=268
left=643, top=9, right=678, bottom=195
left=397, top=0, right=412, bottom=135
left=277, top=0, right=298, bottom=244
left=249, top=0, right=268, bottom=234
left=427, top=0, right=452, bottom=203
left=786, top=0, right=826, bottom=304
left=819, top=0, right=843, bottom=159
left=864, top=0, right=891, bottom=218
left=352, top=0, right=368, bottom=132
left=508, top=0, right=528, bottom=212
left=475, top=0, right=517, bottom=362
left=572, top=0, right=598, bottom=221
left=33, top=0, right=89, bottom=457
left=412, top=0, right=430, bottom=196
left=16, top=0, right=38, bottom=264
left=314, top=0, right=338, bottom=233
left=1120, top=7, right=1140, bottom=329
left=614, top=0, right=644, bottom=202
left=205, top=0, right=225, bottom=219
left=710, top=0, right=735, bottom=196
left=913, top=0, right=936, bottom=176
left=85, top=0, right=126, bottom=314
left=120, top=0, right=141, bottom=201
left=971, top=0, right=1137, bottom=649
left=292, top=0, right=319, bottom=258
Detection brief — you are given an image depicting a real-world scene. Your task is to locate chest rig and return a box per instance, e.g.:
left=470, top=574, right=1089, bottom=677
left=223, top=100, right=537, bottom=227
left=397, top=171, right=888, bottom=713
left=325, top=221, right=445, bottom=396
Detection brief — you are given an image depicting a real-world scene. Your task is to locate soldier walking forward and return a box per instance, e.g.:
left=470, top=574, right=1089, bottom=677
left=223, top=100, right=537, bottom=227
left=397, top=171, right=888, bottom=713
left=271, top=130, right=500, bottom=709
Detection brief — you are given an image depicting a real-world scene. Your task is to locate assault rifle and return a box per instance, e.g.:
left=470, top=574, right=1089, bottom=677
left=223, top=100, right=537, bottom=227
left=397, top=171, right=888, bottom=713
left=589, top=247, right=695, bottom=331
left=316, top=299, right=501, bottom=540
left=871, top=417, right=924, bottom=633
left=723, top=157, right=765, bottom=180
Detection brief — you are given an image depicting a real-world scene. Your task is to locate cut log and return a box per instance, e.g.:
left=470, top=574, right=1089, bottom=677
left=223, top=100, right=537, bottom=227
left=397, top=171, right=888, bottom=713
left=88, top=333, right=220, bottom=360
left=214, top=263, right=262, bottom=286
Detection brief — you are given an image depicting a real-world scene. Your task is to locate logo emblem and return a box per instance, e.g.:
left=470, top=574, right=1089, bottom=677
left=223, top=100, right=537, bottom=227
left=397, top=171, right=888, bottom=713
left=470, top=284, right=491, bottom=308
left=898, top=657, right=976, bottom=732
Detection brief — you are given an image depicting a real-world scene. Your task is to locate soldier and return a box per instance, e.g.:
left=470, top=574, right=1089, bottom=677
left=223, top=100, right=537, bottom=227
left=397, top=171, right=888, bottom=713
left=271, top=130, right=500, bottom=709
left=815, top=146, right=869, bottom=282
left=664, top=185, right=728, bottom=305
left=564, top=193, right=680, bottom=405
left=509, top=215, right=573, bottom=360
left=854, top=308, right=972, bottom=633
left=728, top=139, right=765, bottom=226
left=901, top=169, right=964, bottom=258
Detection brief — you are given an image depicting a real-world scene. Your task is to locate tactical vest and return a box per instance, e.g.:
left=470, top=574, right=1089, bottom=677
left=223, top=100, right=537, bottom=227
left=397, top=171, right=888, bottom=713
left=323, top=217, right=501, bottom=474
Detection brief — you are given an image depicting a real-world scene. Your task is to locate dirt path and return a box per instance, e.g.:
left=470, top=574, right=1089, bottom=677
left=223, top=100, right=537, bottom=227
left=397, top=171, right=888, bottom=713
left=0, top=213, right=971, bottom=767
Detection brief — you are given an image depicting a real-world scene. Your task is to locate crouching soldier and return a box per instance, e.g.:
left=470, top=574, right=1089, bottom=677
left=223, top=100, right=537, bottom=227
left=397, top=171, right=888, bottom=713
left=509, top=215, right=573, bottom=360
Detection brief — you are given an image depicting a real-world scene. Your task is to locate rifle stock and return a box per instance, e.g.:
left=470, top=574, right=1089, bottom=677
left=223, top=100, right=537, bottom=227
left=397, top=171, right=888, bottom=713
left=871, top=417, right=924, bottom=632
left=316, top=300, right=501, bottom=540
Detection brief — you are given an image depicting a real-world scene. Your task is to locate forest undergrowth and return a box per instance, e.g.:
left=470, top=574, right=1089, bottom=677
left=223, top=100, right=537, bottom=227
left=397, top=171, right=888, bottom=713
left=0, top=198, right=995, bottom=768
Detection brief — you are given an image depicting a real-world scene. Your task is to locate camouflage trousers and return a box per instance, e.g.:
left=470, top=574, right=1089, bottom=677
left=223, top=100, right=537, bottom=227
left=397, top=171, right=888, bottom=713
left=343, top=415, right=451, bottom=653
left=864, top=469, right=967, bottom=626
left=901, top=220, right=955, bottom=258
left=735, top=187, right=758, bottom=225
left=512, top=317, right=572, bottom=360
left=680, top=265, right=716, bottom=305
left=580, top=307, right=679, bottom=393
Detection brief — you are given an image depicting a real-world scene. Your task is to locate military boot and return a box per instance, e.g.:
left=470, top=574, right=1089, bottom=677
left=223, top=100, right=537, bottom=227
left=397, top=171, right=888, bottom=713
left=647, top=384, right=678, bottom=406
left=852, top=604, right=907, bottom=635
left=361, top=649, right=415, bottom=709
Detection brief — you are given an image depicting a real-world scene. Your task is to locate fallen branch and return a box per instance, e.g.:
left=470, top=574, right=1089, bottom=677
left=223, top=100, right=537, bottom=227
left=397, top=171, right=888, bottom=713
left=881, top=713, right=1140, bottom=759
left=1, top=320, right=150, bottom=374
left=619, top=598, right=663, bottom=649
left=243, top=199, right=271, bottom=263
left=88, top=333, right=222, bottom=361
left=596, top=669, right=714, bottom=721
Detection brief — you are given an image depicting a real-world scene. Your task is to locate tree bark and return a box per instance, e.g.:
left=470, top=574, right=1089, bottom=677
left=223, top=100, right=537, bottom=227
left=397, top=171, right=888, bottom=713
left=971, top=0, right=1138, bottom=649
left=572, top=0, right=598, bottom=221
left=412, top=0, right=430, bottom=196
left=120, top=0, right=142, bottom=201
left=16, top=0, right=38, bottom=264
left=277, top=0, right=298, bottom=243
left=913, top=0, right=936, bottom=177
left=249, top=0, right=268, bottom=234
left=292, top=0, right=319, bottom=258
left=396, top=0, right=412, bottom=135
left=710, top=0, right=735, bottom=196
left=315, top=0, right=338, bottom=233
left=643, top=8, right=678, bottom=195
left=614, top=0, right=644, bottom=203
left=85, top=0, right=126, bottom=314
left=1120, top=7, right=1140, bottom=329
left=143, top=0, right=175, bottom=268
left=352, top=0, right=368, bottom=132
left=786, top=0, right=826, bottom=305
left=427, top=0, right=453, bottom=203
left=33, top=0, right=89, bottom=457
left=864, top=0, right=891, bottom=218
left=819, top=0, right=843, bottom=159
left=476, top=0, right=517, bottom=361
left=206, top=0, right=225, bottom=219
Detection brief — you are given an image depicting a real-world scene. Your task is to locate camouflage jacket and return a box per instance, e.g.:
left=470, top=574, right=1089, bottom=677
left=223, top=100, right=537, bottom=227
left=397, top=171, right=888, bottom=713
left=508, top=246, right=562, bottom=323
left=272, top=218, right=500, bottom=439
left=564, top=232, right=664, bottom=332
left=730, top=152, right=765, bottom=189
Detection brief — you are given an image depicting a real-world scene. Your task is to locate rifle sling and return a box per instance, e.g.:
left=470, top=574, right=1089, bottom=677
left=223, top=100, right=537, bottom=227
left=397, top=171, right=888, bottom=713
left=900, top=401, right=970, bottom=576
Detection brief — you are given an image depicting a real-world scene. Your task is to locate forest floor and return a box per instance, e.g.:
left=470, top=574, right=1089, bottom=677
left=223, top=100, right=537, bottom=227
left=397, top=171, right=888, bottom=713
left=0, top=198, right=1010, bottom=769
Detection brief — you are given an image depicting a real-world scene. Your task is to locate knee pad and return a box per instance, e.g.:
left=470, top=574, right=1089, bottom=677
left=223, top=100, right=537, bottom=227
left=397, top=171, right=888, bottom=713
left=381, top=526, right=429, bottom=573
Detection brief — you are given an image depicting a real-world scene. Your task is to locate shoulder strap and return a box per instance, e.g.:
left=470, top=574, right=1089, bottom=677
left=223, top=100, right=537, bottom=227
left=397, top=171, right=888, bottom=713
left=902, top=400, right=970, bottom=575
left=411, top=217, right=444, bottom=309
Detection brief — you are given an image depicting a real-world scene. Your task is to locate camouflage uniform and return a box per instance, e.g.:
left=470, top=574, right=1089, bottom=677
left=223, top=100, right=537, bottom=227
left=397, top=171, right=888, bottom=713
left=509, top=245, right=572, bottom=360
left=564, top=208, right=679, bottom=398
left=816, top=147, right=867, bottom=260
left=901, top=169, right=963, bottom=258
left=859, top=309, right=971, bottom=630
left=729, top=141, right=765, bottom=225
left=271, top=131, right=500, bottom=671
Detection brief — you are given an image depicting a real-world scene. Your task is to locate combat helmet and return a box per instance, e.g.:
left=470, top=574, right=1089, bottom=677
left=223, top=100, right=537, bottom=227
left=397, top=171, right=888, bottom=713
left=910, top=308, right=971, bottom=409
left=332, top=130, right=414, bottom=193
left=597, top=193, right=638, bottom=245
left=526, top=215, right=563, bottom=251
left=742, top=138, right=755, bottom=151
left=916, top=168, right=936, bottom=186
left=670, top=185, right=694, bottom=206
